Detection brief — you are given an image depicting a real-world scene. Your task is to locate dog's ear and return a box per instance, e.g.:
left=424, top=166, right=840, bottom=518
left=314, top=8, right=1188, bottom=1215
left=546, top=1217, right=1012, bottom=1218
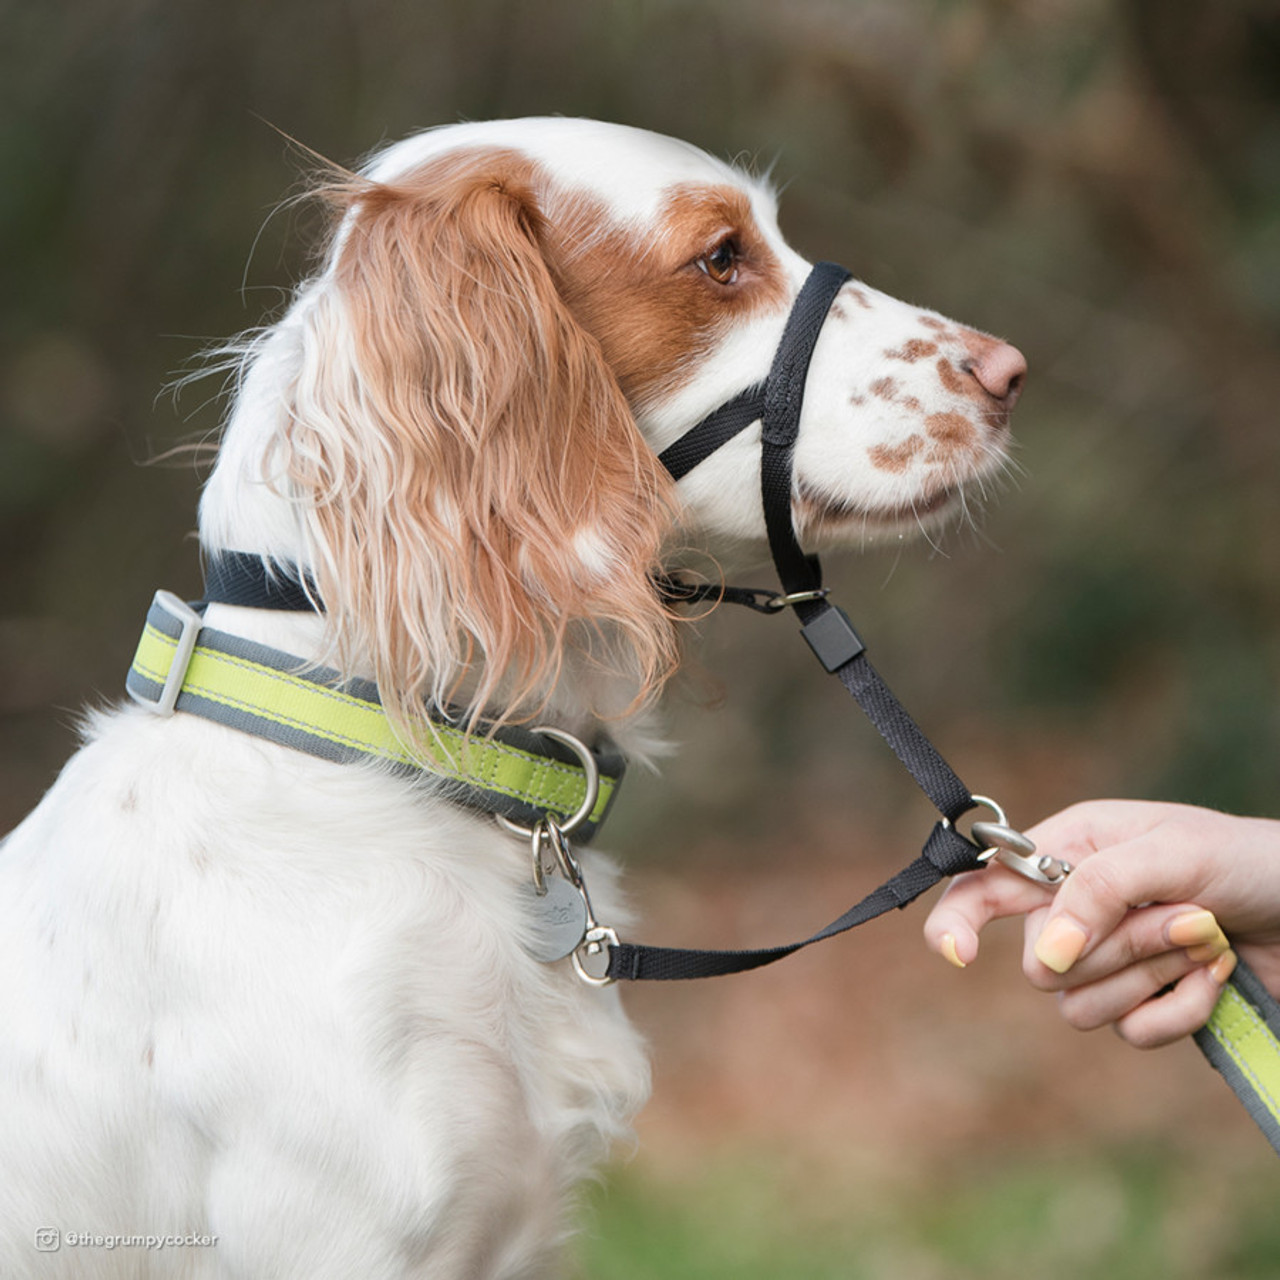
left=284, top=149, right=679, bottom=729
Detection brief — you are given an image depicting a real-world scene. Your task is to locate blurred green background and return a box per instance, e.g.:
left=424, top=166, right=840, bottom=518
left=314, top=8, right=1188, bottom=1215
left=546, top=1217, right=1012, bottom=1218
left=5, top=0, right=1280, bottom=1274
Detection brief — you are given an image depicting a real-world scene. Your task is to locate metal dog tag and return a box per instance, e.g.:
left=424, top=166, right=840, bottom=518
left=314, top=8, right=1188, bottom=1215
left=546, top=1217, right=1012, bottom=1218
left=520, top=877, right=589, bottom=963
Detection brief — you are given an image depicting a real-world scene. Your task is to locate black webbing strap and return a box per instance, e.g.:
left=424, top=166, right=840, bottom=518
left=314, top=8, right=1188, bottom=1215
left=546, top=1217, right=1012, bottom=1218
left=658, top=385, right=767, bottom=481
left=203, top=551, right=319, bottom=612
left=831, top=651, right=976, bottom=822
left=608, top=819, right=980, bottom=981
left=608, top=261, right=986, bottom=982
left=759, top=262, right=852, bottom=593
left=757, top=265, right=975, bottom=824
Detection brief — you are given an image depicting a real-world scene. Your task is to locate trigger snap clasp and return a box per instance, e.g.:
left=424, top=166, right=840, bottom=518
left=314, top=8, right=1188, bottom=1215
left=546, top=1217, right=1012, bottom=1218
left=962, top=794, right=1073, bottom=888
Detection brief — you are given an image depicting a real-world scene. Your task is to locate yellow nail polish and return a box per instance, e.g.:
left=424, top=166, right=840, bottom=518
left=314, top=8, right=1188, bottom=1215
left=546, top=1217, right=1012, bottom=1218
left=1185, top=931, right=1231, bottom=964
left=940, top=933, right=967, bottom=969
left=1034, top=917, right=1089, bottom=974
left=1168, top=909, right=1222, bottom=948
left=1209, top=950, right=1238, bottom=985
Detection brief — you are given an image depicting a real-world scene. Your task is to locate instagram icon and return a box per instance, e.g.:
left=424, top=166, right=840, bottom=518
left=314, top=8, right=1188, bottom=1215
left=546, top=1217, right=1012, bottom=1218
left=34, top=1228, right=61, bottom=1252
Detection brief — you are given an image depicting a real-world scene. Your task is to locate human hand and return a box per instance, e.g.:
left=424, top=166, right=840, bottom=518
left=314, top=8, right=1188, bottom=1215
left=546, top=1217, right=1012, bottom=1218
left=923, top=800, right=1280, bottom=1047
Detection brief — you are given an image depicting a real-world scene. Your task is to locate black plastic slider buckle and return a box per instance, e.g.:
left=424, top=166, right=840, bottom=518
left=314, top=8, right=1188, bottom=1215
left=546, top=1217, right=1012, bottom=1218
left=800, top=604, right=866, bottom=672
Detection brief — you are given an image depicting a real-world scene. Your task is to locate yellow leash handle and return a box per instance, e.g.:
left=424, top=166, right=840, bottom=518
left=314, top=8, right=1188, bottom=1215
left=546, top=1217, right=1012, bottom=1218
left=1195, top=959, right=1280, bottom=1154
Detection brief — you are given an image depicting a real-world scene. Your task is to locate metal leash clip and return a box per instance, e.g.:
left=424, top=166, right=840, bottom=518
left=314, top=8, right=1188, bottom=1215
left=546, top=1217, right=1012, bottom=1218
left=541, top=820, right=618, bottom=988
left=966, top=794, right=1073, bottom=888
left=497, top=726, right=618, bottom=986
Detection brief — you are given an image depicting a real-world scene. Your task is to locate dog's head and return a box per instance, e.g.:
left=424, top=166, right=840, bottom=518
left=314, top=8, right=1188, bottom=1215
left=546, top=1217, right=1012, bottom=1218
left=200, top=118, right=1023, bottom=727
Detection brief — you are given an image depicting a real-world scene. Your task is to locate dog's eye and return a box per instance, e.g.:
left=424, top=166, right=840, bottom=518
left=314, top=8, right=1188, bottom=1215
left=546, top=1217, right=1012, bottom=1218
left=698, top=239, right=740, bottom=285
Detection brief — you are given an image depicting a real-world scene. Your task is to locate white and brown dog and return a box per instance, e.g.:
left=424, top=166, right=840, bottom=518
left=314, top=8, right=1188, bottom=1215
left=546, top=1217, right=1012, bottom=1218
left=0, top=118, right=1023, bottom=1278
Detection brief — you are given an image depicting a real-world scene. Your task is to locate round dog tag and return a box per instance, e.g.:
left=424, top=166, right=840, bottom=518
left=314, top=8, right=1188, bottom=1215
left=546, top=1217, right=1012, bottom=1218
left=520, top=877, right=588, bottom=963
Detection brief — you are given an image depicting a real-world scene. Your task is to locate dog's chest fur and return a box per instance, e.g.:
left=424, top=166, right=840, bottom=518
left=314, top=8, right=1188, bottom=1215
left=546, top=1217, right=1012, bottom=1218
left=0, top=708, right=647, bottom=1277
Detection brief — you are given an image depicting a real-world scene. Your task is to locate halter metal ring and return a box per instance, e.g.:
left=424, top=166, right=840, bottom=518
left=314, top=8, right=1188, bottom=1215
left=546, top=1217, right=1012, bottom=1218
left=943, top=793, right=1009, bottom=840
left=955, top=794, right=1072, bottom=887
left=496, top=725, right=601, bottom=841
left=764, top=587, right=830, bottom=611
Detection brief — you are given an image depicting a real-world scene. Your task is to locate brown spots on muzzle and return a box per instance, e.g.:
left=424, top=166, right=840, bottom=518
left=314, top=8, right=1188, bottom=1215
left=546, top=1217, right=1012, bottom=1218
left=886, top=338, right=939, bottom=363
left=918, top=316, right=961, bottom=343
left=924, top=411, right=978, bottom=457
left=869, top=435, right=925, bottom=473
left=936, top=357, right=967, bottom=396
left=870, top=376, right=899, bottom=400
left=867, top=412, right=978, bottom=474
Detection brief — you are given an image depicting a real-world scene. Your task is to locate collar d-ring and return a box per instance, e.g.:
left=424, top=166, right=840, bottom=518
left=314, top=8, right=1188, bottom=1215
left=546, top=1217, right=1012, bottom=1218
left=495, top=725, right=601, bottom=840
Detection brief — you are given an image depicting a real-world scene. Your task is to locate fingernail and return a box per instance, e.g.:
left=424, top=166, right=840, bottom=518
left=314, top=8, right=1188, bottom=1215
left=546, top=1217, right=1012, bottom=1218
left=1209, top=950, right=1238, bottom=985
left=1185, top=930, right=1231, bottom=964
left=1034, top=917, right=1089, bottom=974
left=940, top=933, right=967, bottom=969
left=1168, top=909, right=1222, bottom=948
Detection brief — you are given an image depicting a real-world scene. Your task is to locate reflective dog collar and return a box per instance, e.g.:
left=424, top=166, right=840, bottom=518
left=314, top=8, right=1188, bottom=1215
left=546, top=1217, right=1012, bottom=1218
left=125, top=590, right=623, bottom=841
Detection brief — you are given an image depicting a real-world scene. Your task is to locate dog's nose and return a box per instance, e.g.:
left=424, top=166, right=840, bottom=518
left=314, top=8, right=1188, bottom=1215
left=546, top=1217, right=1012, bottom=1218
left=962, top=334, right=1027, bottom=408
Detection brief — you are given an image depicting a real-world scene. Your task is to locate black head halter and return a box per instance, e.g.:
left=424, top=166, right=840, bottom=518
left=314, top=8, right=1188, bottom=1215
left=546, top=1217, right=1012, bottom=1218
left=658, top=260, right=851, bottom=607
left=605, top=261, right=999, bottom=982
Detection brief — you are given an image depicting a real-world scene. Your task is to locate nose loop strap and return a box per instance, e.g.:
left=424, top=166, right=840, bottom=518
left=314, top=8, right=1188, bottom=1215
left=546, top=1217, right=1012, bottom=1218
left=757, top=262, right=853, bottom=599
left=759, top=263, right=854, bottom=454
left=655, top=262, right=852, bottom=490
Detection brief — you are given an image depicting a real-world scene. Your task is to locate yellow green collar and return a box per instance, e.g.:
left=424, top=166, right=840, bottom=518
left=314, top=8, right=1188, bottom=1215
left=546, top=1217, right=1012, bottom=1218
left=125, top=591, right=623, bottom=840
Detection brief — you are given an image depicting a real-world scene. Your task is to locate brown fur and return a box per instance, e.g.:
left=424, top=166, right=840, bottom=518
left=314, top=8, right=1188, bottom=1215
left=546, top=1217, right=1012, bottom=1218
left=924, top=410, right=979, bottom=459
left=868, top=435, right=926, bottom=473
left=936, top=356, right=967, bottom=396
left=549, top=183, right=788, bottom=409
left=283, top=149, right=683, bottom=733
left=887, top=338, right=939, bottom=363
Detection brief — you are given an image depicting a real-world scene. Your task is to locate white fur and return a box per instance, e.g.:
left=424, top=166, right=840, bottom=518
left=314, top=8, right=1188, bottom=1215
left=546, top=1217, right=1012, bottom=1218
left=0, top=118, right=1020, bottom=1277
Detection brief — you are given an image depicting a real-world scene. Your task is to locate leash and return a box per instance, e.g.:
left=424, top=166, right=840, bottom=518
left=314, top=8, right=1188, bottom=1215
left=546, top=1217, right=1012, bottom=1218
left=130, top=261, right=1280, bottom=1152
left=642, top=259, right=1280, bottom=1155
left=1194, top=963, right=1280, bottom=1152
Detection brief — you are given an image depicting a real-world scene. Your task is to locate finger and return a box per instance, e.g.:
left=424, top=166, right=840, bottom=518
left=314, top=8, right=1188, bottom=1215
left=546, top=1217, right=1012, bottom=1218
left=1112, top=953, right=1238, bottom=1049
left=1024, top=902, right=1229, bottom=991
left=1029, top=834, right=1219, bottom=976
left=1022, top=799, right=1173, bottom=854
left=1054, top=947, right=1204, bottom=1031
left=924, top=865, right=1055, bottom=967
left=928, top=800, right=1187, bottom=971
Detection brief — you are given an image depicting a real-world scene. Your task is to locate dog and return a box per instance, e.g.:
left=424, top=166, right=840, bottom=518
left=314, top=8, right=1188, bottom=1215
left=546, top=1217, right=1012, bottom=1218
left=0, top=118, right=1024, bottom=1278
